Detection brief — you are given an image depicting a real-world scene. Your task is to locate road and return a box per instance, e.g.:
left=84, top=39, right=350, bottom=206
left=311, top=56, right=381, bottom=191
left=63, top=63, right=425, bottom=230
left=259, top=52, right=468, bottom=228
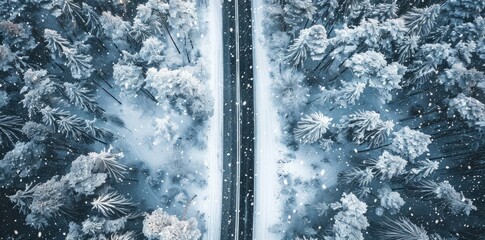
left=220, top=0, right=255, bottom=238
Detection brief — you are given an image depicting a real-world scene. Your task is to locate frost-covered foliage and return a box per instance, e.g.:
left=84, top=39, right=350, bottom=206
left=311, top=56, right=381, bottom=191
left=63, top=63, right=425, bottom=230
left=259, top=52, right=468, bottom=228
left=411, top=181, right=476, bottom=215
left=404, top=4, right=441, bottom=36
left=376, top=217, right=429, bottom=240
left=0, top=115, right=23, bottom=146
left=99, top=11, right=130, bottom=42
left=285, top=24, right=328, bottom=66
left=0, top=141, right=45, bottom=184
left=272, top=69, right=309, bottom=121
left=63, top=82, right=103, bottom=115
left=405, top=159, right=439, bottom=182
left=9, top=176, right=73, bottom=229
left=345, top=51, right=406, bottom=102
left=145, top=67, right=214, bottom=119
left=390, top=127, right=431, bottom=162
left=43, top=29, right=94, bottom=79
left=167, top=0, right=198, bottom=35
left=294, top=112, right=332, bottom=143
left=20, top=69, right=57, bottom=117
left=340, top=111, right=394, bottom=147
left=319, top=82, right=366, bottom=107
left=369, top=151, right=407, bottom=180
left=377, top=186, right=405, bottom=215
left=261, top=0, right=485, bottom=237
left=91, top=192, right=134, bottom=217
left=63, top=155, right=107, bottom=195
left=113, top=62, right=145, bottom=95
left=0, top=44, right=15, bottom=71
left=448, top=93, right=485, bottom=128
left=283, top=0, right=316, bottom=28
left=66, top=216, right=129, bottom=239
left=89, top=146, right=127, bottom=181
left=326, top=193, right=369, bottom=240
left=153, top=116, right=178, bottom=145
left=142, top=208, right=201, bottom=240
left=139, top=37, right=166, bottom=64
left=438, top=64, right=485, bottom=94
left=338, top=167, right=374, bottom=187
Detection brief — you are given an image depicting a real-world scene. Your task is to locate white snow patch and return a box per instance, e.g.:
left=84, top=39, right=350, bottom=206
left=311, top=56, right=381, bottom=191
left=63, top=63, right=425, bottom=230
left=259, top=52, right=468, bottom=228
left=199, top=0, right=223, bottom=239
left=252, top=2, right=285, bottom=239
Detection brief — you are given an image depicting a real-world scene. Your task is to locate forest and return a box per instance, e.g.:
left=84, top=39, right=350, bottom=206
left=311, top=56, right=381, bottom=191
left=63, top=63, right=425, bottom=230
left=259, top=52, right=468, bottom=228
left=0, top=0, right=215, bottom=239
left=1, top=0, right=485, bottom=239
left=259, top=0, right=485, bottom=239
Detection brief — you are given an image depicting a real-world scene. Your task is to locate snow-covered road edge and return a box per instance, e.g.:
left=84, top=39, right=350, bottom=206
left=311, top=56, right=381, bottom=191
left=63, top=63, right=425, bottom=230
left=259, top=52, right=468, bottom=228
left=252, top=1, right=283, bottom=239
left=203, top=0, right=223, bottom=239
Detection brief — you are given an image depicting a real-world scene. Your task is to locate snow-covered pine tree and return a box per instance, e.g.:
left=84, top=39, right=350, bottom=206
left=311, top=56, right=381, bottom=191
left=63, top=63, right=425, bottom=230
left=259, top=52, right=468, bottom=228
left=272, top=69, right=310, bottom=122
left=0, top=115, right=23, bottom=146
left=63, top=82, right=104, bottom=116
left=89, top=146, right=127, bottom=182
left=113, top=61, right=145, bottom=96
left=404, top=4, right=441, bottom=37
left=376, top=217, right=429, bottom=240
left=390, top=127, right=431, bottom=162
left=143, top=208, right=201, bottom=240
left=167, top=0, right=198, bottom=35
left=376, top=186, right=405, bottom=215
left=369, top=151, right=407, bottom=180
left=338, top=167, right=374, bottom=187
left=285, top=24, right=328, bottom=67
left=340, top=111, right=394, bottom=147
left=410, top=180, right=476, bottom=215
left=405, top=159, right=439, bottom=182
left=91, top=192, right=134, bottom=217
left=62, top=155, right=108, bottom=195
left=99, top=11, right=130, bottom=43
left=20, top=69, right=57, bottom=117
left=448, top=93, right=485, bottom=129
left=325, top=192, right=369, bottom=240
left=153, top=116, right=178, bottom=145
left=283, top=0, right=316, bottom=29
left=139, top=36, right=166, bottom=64
left=294, top=112, right=332, bottom=143
left=319, top=82, right=366, bottom=107
left=43, top=29, right=94, bottom=79
left=145, top=67, right=214, bottom=120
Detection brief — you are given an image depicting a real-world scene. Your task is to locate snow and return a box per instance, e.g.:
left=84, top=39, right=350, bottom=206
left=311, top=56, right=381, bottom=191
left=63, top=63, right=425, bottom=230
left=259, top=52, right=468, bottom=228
left=252, top=1, right=285, bottom=239
left=200, top=0, right=223, bottom=239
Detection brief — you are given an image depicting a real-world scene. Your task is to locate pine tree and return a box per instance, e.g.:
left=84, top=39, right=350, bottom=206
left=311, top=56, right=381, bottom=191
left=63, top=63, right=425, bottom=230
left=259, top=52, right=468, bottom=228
left=448, top=93, right=485, bottom=129
left=91, top=192, right=134, bottom=217
left=377, top=186, right=405, bottom=215
left=340, top=111, right=394, bottom=147
left=294, top=112, right=332, bottom=143
left=143, top=208, right=201, bottom=240
left=63, top=82, right=103, bottom=115
left=113, top=62, right=145, bottom=95
left=139, top=37, right=166, bottom=64
left=285, top=25, right=328, bottom=67
left=326, top=193, right=369, bottom=240
left=0, top=115, right=23, bottom=146
left=376, top=217, right=429, bottom=240
left=369, top=151, right=407, bottom=180
left=404, top=5, right=441, bottom=37
left=410, top=181, right=476, bottom=215
left=43, top=29, right=94, bottom=79
left=390, top=127, right=431, bottom=162
left=283, top=0, right=316, bottom=28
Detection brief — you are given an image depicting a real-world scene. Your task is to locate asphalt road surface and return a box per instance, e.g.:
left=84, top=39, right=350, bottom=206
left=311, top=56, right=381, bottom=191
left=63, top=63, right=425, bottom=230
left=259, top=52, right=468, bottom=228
left=220, top=0, right=255, bottom=238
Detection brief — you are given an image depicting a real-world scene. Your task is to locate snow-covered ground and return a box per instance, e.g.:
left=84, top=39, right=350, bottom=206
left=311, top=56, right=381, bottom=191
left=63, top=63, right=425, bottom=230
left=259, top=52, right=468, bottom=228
left=200, top=0, right=223, bottom=239
left=252, top=1, right=285, bottom=239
